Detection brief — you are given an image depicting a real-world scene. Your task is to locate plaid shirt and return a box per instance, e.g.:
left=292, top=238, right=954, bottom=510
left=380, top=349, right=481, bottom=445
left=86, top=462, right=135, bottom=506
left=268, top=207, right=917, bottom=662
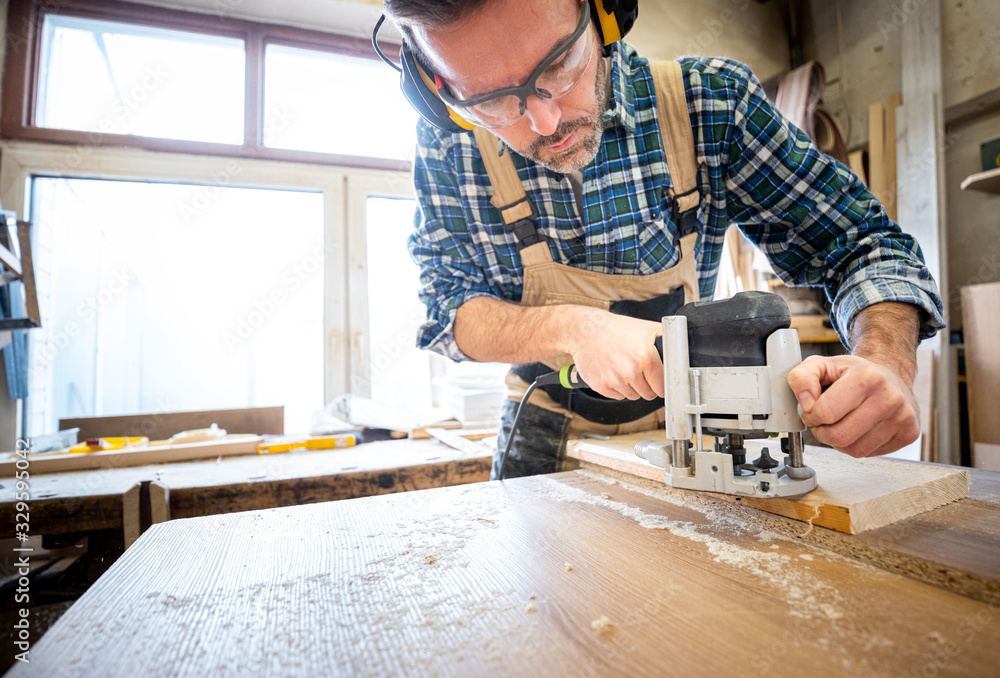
left=409, top=43, right=945, bottom=361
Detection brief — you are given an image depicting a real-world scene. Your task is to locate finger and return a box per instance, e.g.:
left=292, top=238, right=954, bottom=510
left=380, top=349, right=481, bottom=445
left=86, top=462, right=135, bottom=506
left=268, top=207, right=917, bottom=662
left=806, top=385, right=901, bottom=445
left=643, top=351, right=665, bottom=399
left=801, top=365, right=883, bottom=428
left=827, top=420, right=897, bottom=458
left=787, top=356, right=842, bottom=413
left=866, top=424, right=920, bottom=458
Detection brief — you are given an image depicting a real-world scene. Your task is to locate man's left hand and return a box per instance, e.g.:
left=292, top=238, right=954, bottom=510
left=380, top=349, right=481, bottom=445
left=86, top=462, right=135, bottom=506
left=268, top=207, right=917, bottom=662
left=787, top=354, right=921, bottom=458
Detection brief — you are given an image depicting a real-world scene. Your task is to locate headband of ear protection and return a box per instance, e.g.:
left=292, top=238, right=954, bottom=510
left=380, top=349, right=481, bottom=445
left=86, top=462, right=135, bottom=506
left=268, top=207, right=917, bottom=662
left=373, top=0, right=638, bottom=133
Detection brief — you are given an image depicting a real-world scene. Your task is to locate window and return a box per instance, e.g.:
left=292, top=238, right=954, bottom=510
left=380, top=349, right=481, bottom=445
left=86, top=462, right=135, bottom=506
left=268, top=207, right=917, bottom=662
left=3, top=0, right=412, bottom=170
left=265, top=45, right=418, bottom=161
left=36, top=15, right=246, bottom=144
left=28, top=177, right=325, bottom=435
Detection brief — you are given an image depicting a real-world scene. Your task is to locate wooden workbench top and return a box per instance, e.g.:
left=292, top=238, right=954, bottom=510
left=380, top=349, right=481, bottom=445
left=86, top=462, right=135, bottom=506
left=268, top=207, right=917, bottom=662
left=11, top=471, right=999, bottom=677
left=0, top=437, right=492, bottom=536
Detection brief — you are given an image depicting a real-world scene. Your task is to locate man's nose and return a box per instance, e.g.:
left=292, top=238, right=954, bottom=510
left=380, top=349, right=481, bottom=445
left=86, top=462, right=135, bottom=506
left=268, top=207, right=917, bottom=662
left=524, top=95, right=562, bottom=137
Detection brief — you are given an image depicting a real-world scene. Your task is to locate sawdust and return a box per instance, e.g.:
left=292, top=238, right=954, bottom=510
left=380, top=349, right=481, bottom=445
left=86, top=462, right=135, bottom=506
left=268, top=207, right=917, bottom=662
left=799, top=554, right=814, bottom=561
left=590, top=616, right=615, bottom=633
left=523, top=602, right=538, bottom=613
left=928, top=631, right=945, bottom=645
left=537, top=474, right=849, bottom=622
left=564, top=562, right=574, bottom=571
left=801, top=504, right=822, bottom=537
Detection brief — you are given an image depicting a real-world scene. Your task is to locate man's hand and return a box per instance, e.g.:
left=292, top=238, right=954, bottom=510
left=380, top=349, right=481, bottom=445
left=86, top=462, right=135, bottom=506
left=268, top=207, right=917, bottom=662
left=788, top=355, right=920, bottom=457
left=454, top=297, right=663, bottom=401
left=787, top=302, right=923, bottom=458
left=565, top=309, right=664, bottom=401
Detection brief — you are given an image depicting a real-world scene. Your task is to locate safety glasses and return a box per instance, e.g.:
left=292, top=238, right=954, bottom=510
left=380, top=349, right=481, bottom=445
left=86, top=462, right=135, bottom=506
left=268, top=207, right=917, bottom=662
left=435, top=0, right=595, bottom=129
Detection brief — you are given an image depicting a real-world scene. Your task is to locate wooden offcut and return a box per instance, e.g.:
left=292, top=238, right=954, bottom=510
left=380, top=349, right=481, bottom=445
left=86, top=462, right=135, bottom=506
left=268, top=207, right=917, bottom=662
left=566, top=432, right=969, bottom=534
left=962, top=281, right=1000, bottom=471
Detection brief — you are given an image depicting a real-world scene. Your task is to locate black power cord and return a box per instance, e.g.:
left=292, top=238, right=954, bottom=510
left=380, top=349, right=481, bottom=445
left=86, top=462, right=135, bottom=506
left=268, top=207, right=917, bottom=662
left=497, top=380, right=540, bottom=481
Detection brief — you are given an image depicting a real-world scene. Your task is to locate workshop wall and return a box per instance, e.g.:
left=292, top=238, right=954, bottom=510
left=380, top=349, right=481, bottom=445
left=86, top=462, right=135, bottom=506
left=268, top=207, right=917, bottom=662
left=626, top=0, right=790, bottom=82
left=801, top=0, right=1000, bottom=331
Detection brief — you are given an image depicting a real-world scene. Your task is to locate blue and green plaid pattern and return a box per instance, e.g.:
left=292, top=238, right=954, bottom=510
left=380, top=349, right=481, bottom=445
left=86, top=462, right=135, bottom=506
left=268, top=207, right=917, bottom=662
left=409, top=43, right=944, bottom=360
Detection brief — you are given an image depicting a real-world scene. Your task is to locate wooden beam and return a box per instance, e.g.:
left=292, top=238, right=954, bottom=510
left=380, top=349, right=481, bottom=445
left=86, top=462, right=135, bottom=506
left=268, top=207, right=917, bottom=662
left=566, top=432, right=968, bottom=534
left=897, top=0, right=953, bottom=465
left=962, top=282, right=1000, bottom=471
left=59, top=406, right=284, bottom=441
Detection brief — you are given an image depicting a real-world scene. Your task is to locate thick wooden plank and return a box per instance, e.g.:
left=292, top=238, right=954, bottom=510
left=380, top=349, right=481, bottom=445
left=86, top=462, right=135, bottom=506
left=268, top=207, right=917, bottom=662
left=566, top=431, right=969, bottom=534
left=567, top=433, right=968, bottom=534
left=898, top=0, right=953, bottom=465
left=10, top=472, right=999, bottom=677
left=962, top=281, right=1000, bottom=471
left=58, top=406, right=285, bottom=441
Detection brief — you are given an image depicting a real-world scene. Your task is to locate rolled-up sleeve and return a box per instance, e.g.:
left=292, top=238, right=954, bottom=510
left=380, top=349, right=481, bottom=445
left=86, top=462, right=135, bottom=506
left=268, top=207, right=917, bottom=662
left=408, top=124, right=501, bottom=361
left=712, top=58, right=945, bottom=343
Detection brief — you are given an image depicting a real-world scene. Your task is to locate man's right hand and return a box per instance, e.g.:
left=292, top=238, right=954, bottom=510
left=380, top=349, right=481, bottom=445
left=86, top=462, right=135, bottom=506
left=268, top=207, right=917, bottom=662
left=563, top=307, right=664, bottom=401
left=454, top=298, right=664, bottom=400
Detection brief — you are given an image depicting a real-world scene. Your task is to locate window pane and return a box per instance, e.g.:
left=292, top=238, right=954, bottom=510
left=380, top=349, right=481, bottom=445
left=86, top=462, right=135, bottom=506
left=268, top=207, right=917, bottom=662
left=36, top=15, right=245, bottom=144
left=265, top=45, right=418, bottom=161
left=28, top=178, right=324, bottom=436
left=364, top=197, right=430, bottom=412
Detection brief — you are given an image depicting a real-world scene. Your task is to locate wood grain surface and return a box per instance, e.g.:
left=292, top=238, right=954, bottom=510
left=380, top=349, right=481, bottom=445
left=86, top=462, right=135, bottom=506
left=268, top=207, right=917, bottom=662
left=0, top=439, right=490, bottom=536
left=10, top=472, right=999, bottom=678
left=567, top=432, right=969, bottom=533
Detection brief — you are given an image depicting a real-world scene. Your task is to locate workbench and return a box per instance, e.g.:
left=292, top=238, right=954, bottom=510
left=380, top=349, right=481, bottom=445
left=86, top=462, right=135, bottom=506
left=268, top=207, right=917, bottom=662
left=9, top=464, right=1000, bottom=677
left=0, top=438, right=492, bottom=540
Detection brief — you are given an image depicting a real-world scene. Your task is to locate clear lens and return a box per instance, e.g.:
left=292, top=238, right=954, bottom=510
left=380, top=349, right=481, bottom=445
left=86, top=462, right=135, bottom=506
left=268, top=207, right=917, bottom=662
left=449, top=25, right=594, bottom=129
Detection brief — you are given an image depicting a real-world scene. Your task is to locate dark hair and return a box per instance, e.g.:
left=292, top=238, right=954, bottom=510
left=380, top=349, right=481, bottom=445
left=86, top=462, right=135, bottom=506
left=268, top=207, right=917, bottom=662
left=383, top=0, right=495, bottom=67
left=383, top=0, right=491, bottom=29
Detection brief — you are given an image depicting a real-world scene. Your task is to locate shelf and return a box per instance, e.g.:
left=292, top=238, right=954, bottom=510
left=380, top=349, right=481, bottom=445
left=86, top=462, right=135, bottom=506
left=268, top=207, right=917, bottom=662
left=961, top=167, right=1000, bottom=195
left=790, top=315, right=841, bottom=343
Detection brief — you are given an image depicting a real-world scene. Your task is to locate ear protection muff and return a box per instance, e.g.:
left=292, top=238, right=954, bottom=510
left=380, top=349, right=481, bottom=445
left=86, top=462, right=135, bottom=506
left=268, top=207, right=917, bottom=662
left=375, top=0, right=638, bottom=133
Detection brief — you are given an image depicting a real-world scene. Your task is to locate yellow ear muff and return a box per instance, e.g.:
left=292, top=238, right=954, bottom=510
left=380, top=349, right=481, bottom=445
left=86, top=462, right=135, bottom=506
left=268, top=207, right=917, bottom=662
left=594, top=1, right=622, bottom=45
left=414, top=60, right=476, bottom=131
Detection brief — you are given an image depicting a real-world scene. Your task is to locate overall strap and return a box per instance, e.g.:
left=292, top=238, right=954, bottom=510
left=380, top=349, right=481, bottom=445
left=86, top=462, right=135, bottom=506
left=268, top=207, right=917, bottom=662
left=472, top=127, right=543, bottom=251
left=648, top=60, right=700, bottom=236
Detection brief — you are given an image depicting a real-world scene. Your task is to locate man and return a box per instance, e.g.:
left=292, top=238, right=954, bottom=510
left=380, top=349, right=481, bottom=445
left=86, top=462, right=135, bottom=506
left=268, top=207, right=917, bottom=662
left=382, top=0, right=944, bottom=478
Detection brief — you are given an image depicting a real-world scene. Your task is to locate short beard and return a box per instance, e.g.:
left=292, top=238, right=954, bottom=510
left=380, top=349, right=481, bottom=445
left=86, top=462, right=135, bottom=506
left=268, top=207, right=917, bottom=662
left=517, top=55, right=607, bottom=174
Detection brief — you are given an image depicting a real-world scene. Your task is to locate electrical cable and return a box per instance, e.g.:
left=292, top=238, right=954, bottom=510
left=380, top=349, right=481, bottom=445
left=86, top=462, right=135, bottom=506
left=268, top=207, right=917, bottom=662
left=372, top=15, right=402, bottom=73
left=496, top=379, right=540, bottom=481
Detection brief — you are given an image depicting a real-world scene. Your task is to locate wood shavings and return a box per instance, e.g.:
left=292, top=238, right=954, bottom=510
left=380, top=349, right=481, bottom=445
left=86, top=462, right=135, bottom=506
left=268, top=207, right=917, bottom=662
left=425, top=555, right=437, bottom=565
left=928, top=631, right=945, bottom=645
left=800, top=505, right=822, bottom=537
left=819, top=603, right=843, bottom=620
left=590, top=616, right=615, bottom=632
left=799, top=554, right=814, bottom=561
left=522, top=602, right=537, bottom=613
left=564, top=562, right=573, bottom=571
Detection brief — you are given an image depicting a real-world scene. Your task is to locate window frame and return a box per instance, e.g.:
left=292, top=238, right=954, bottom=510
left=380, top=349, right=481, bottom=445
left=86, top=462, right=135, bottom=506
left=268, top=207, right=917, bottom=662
left=1, top=0, right=411, bottom=172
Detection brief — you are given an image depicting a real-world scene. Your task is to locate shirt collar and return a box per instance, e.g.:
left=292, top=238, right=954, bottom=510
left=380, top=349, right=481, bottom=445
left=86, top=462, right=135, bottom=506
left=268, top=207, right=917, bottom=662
left=602, top=42, right=637, bottom=134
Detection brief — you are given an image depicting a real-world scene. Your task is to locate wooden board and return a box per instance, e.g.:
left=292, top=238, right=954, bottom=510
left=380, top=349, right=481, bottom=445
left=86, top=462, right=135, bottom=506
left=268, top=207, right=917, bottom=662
left=9, top=472, right=999, bottom=677
left=962, top=281, right=1000, bottom=471
left=0, top=438, right=490, bottom=537
left=58, top=405, right=284, bottom=441
left=0, top=435, right=263, bottom=476
left=566, top=432, right=968, bottom=534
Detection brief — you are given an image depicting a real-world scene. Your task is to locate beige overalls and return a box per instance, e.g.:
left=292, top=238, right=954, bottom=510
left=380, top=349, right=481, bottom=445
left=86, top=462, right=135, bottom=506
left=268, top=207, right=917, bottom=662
left=473, top=61, right=702, bottom=472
